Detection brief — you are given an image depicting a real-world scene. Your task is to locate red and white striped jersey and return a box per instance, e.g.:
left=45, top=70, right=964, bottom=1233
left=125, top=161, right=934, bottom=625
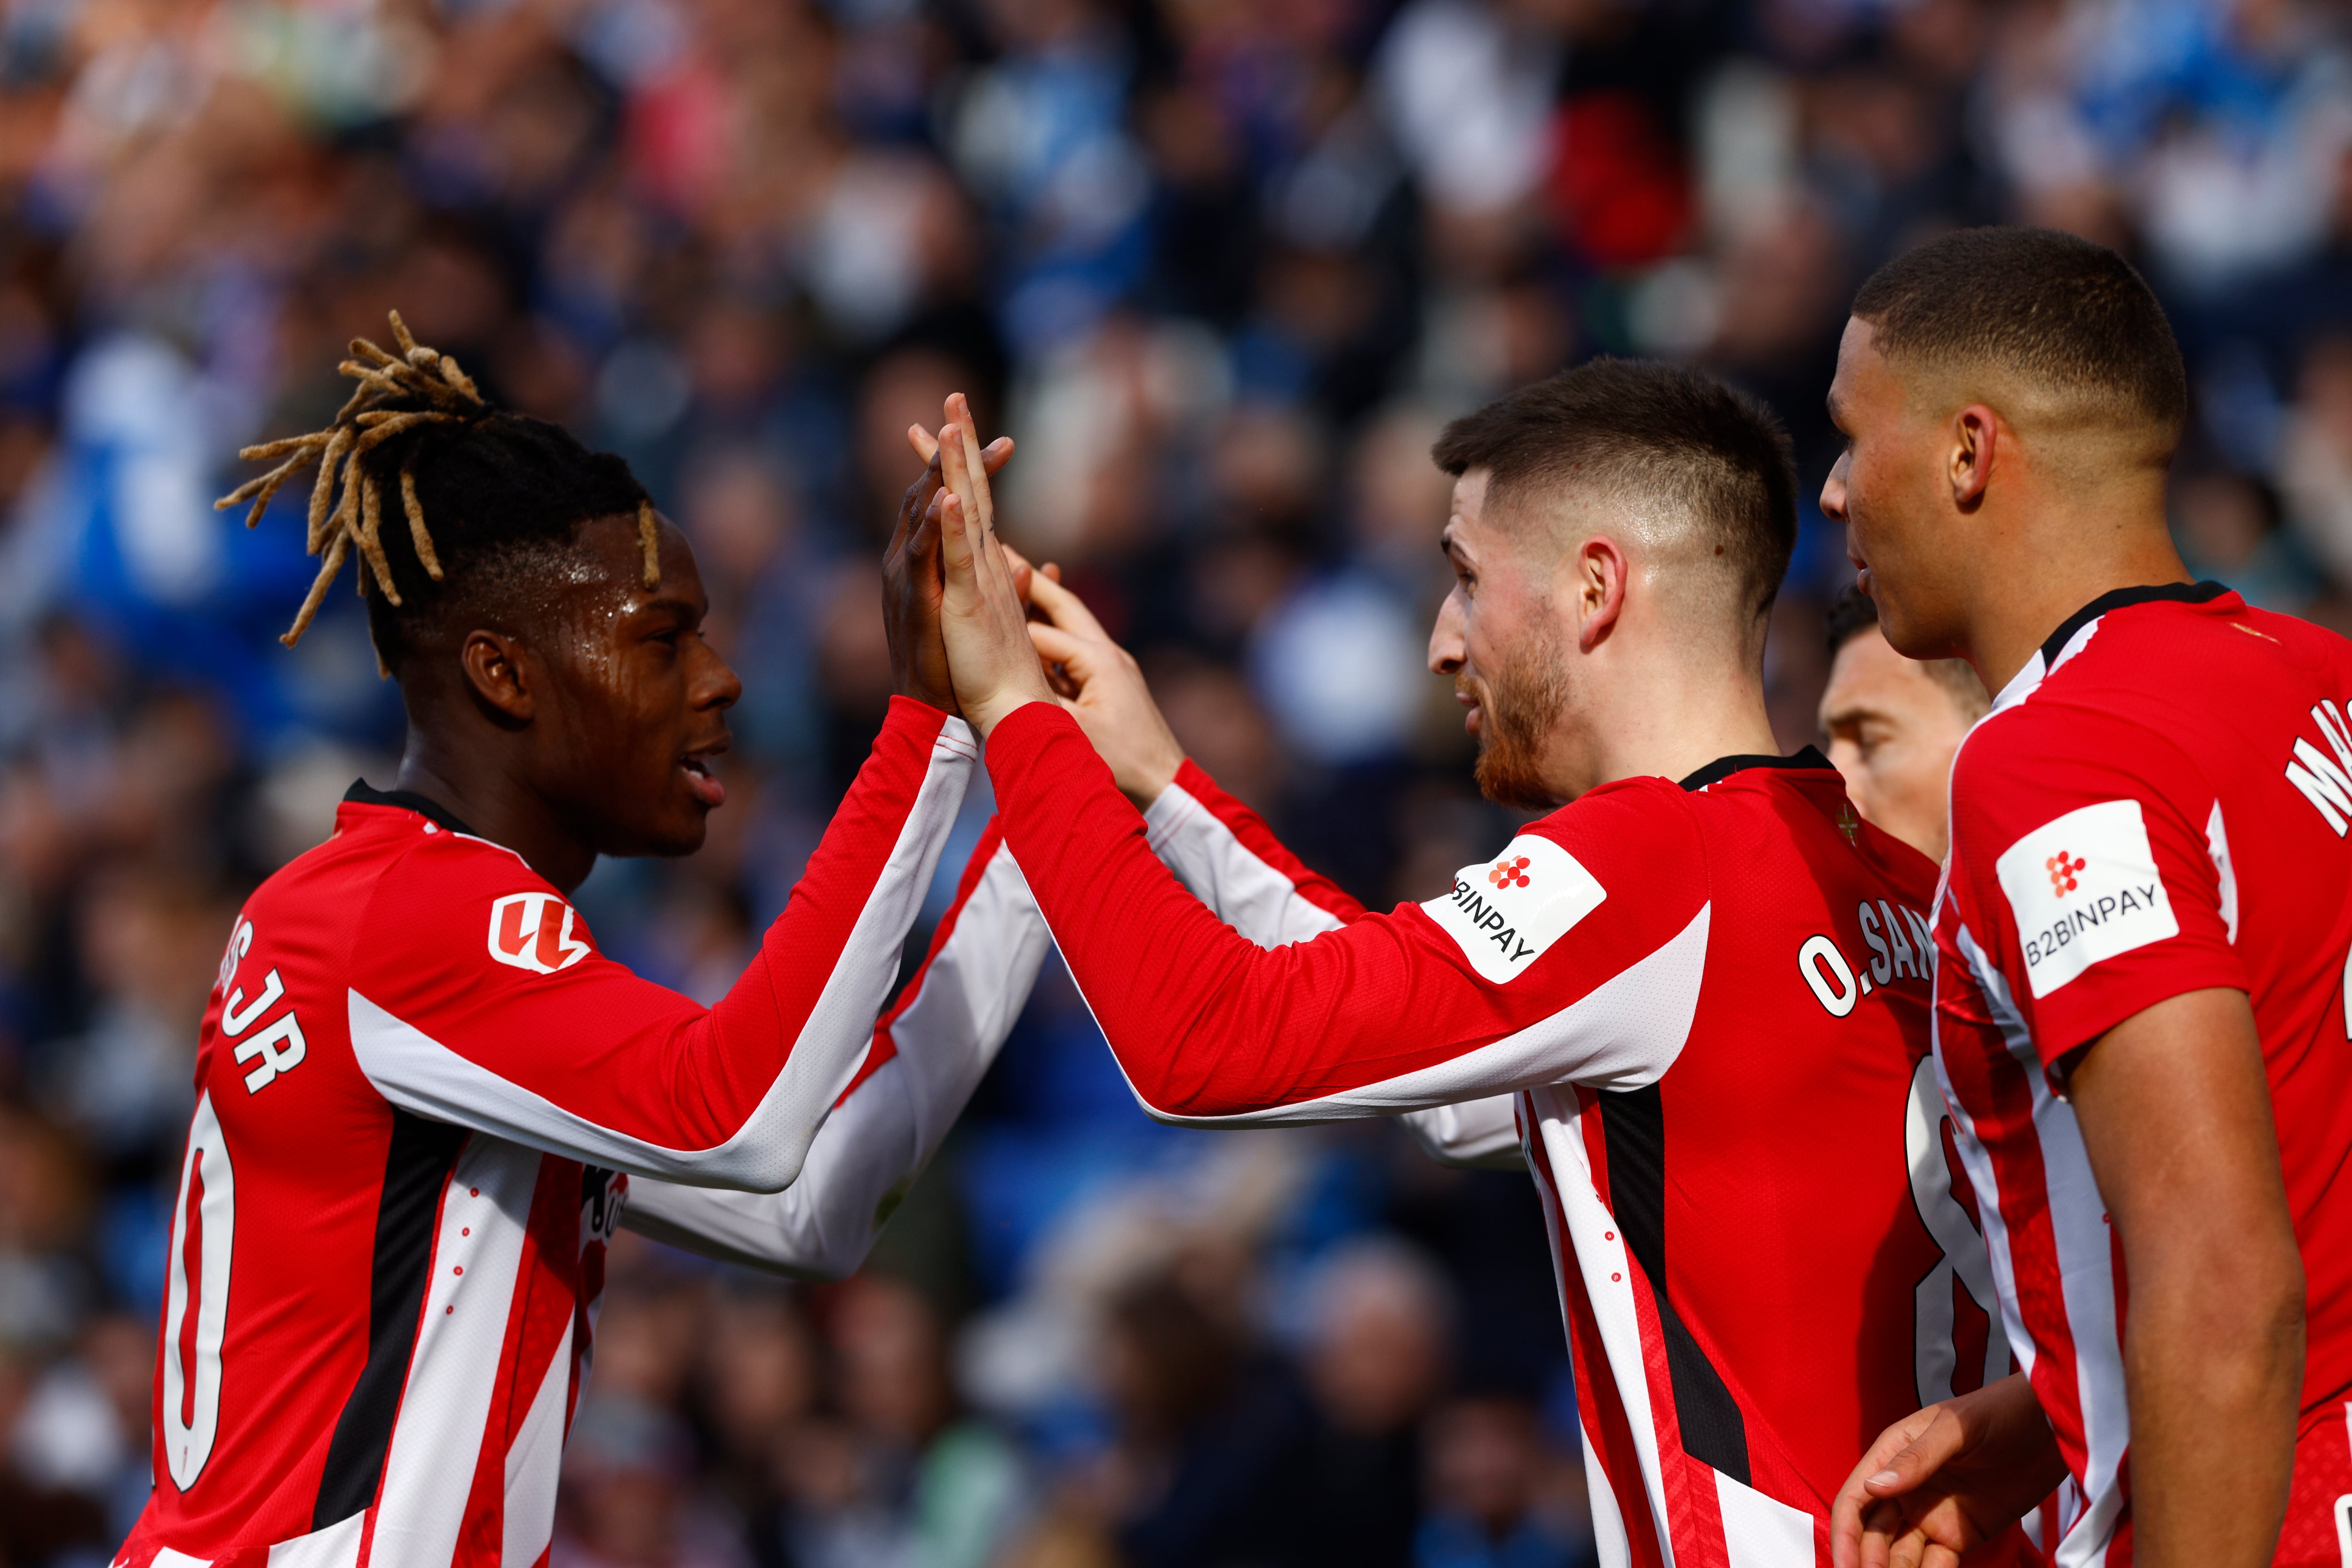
left=1934, top=583, right=2352, bottom=1567
left=990, top=715, right=2037, bottom=1568
left=119, top=697, right=1051, bottom=1568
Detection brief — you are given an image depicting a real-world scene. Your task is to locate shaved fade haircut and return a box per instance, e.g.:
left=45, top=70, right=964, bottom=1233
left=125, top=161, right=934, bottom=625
left=1851, top=228, right=2188, bottom=459
left=1432, top=358, right=1798, bottom=622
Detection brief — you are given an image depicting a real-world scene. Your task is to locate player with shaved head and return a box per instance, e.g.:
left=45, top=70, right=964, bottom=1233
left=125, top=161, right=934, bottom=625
left=1824, top=228, right=2352, bottom=1568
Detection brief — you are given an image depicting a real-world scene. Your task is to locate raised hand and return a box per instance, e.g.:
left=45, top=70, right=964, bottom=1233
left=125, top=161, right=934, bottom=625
left=883, top=402, right=1011, bottom=716
left=1015, top=559, right=1185, bottom=808
left=935, top=409, right=1054, bottom=735
left=1830, top=1373, right=2066, bottom=1568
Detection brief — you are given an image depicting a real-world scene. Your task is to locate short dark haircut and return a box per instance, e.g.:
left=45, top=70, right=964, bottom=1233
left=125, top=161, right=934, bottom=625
left=1825, top=584, right=1989, bottom=719
left=1432, top=358, right=1798, bottom=620
left=1851, top=228, right=2187, bottom=452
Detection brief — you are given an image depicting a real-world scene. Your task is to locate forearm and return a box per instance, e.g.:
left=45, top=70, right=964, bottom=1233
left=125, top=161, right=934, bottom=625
left=2068, top=987, right=2303, bottom=1566
left=2117, top=1249, right=2301, bottom=1564
left=622, top=828, right=1050, bottom=1267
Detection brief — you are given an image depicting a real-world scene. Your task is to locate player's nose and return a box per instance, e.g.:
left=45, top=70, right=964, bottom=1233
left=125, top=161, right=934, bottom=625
left=1820, top=452, right=1850, bottom=523
left=1428, top=594, right=1466, bottom=675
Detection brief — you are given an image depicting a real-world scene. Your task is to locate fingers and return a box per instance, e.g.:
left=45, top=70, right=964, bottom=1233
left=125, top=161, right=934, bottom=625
left=1025, top=565, right=1112, bottom=641
left=981, top=435, right=1014, bottom=476
left=1028, top=620, right=1100, bottom=673
left=906, top=424, right=940, bottom=464
left=946, top=393, right=994, bottom=532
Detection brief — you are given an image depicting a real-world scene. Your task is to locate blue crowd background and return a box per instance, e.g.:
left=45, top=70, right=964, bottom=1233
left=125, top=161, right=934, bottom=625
left=2, top=0, right=2349, bottom=1565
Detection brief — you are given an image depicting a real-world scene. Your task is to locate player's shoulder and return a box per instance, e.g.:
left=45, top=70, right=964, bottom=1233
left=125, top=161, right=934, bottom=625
left=2024, top=581, right=2347, bottom=719
left=335, top=785, right=593, bottom=976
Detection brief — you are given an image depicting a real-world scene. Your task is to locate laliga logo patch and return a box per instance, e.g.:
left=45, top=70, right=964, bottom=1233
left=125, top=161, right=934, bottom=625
left=488, top=892, right=593, bottom=975
left=1424, top=834, right=1606, bottom=984
left=1994, top=799, right=2177, bottom=998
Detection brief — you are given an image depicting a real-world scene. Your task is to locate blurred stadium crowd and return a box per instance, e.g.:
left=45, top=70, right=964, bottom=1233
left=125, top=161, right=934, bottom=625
left=1, top=0, right=2350, bottom=1564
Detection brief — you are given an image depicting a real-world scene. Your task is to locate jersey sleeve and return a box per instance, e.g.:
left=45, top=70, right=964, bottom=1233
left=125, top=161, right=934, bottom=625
left=984, top=703, right=1711, bottom=1125
left=345, top=697, right=976, bottom=1191
left=1142, top=759, right=1366, bottom=942
left=1402, top=1094, right=1526, bottom=1170
left=1946, top=707, right=2248, bottom=1072
left=620, top=820, right=1050, bottom=1273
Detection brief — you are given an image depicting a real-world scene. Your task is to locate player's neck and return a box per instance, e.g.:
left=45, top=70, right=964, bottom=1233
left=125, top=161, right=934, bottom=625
left=1570, top=662, right=1781, bottom=795
left=1966, top=503, right=2191, bottom=696
left=392, top=729, right=598, bottom=893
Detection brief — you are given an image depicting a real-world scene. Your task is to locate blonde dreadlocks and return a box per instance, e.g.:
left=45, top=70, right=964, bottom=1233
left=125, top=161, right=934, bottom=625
left=217, top=310, right=665, bottom=649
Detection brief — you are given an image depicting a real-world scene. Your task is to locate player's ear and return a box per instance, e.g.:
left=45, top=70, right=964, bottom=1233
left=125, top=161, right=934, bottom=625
left=460, top=628, right=535, bottom=725
left=1950, top=404, right=1997, bottom=510
left=1573, top=535, right=1629, bottom=653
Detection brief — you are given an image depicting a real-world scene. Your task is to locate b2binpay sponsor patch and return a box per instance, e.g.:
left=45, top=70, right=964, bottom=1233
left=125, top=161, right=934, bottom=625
left=1423, top=835, right=1606, bottom=984
left=1994, top=798, right=2177, bottom=998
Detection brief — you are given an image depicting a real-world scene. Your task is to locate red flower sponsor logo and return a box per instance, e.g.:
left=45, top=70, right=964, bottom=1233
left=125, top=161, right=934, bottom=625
left=1488, top=855, right=1532, bottom=890
left=2045, top=850, right=2085, bottom=897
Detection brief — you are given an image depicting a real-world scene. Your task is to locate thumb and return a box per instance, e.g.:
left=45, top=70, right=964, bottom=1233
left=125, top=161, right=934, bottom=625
left=1863, top=1432, right=1946, bottom=1498
left=1028, top=621, right=1106, bottom=678
left=1027, top=566, right=1111, bottom=640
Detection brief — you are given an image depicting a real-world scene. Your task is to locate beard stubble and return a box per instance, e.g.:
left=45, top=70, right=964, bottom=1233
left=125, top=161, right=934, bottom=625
left=1469, top=619, right=1570, bottom=811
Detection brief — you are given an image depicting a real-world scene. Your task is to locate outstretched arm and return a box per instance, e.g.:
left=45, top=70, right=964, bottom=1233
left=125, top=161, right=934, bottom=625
left=343, top=404, right=1015, bottom=1193
left=928, top=423, right=1708, bottom=1124
left=623, top=823, right=1049, bottom=1274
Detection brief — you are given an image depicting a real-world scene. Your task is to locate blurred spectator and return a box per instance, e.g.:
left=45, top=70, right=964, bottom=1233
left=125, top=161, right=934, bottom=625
left=1414, top=1396, right=1591, bottom=1568
left=3, top=1, right=2350, bottom=1565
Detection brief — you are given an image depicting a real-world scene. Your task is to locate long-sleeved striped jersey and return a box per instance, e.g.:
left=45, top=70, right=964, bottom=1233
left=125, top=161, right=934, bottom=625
left=985, top=709, right=2036, bottom=1568
left=120, top=697, right=1050, bottom=1568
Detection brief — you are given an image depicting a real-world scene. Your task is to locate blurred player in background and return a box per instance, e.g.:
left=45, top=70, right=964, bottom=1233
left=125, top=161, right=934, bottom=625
left=124, top=333, right=1051, bottom=1568
left=919, top=359, right=2035, bottom=1566
left=1820, top=586, right=1989, bottom=863
left=1827, top=227, right=2352, bottom=1568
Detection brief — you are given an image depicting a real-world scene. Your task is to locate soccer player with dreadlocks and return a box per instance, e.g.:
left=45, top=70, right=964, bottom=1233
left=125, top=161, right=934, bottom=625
left=120, top=317, right=1051, bottom=1568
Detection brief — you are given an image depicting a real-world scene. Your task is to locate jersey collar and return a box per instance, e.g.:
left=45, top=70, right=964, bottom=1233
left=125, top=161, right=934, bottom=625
left=1677, top=745, right=1836, bottom=792
left=344, top=779, right=478, bottom=837
left=2037, top=579, right=2232, bottom=668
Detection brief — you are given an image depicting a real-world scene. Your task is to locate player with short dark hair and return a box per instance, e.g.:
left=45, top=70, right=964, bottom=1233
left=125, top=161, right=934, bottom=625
left=1825, top=227, right=2351, bottom=1566
left=919, top=358, right=2035, bottom=1565
left=1820, top=586, right=1989, bottom=863
left=121, top=321, right=1053, bottom=1568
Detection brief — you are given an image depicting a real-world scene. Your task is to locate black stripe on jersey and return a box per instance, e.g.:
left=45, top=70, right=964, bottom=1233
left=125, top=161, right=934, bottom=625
left=2038, top=580, right=2230, bottom=667
left=1597, top=1085, right=1750, bottom=1485
left=313, top=1110, right=470, bottom=1529
left=1677, top=746, right=1836, bottom=793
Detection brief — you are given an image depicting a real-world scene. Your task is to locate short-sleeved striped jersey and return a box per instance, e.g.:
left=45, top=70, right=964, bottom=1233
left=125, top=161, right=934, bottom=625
left=1934, top=583, right=2352, bottom=1566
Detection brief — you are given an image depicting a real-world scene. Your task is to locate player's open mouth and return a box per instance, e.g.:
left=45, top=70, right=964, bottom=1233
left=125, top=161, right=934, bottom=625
left=680, top=751, right=726, bottom=809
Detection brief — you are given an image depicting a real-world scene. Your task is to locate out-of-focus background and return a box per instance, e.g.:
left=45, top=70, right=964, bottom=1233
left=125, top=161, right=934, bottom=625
left=1, top=0, right=2349, bottom=1563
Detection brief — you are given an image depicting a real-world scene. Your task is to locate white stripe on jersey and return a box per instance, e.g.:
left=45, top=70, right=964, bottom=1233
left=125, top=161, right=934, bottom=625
left=1582, top=1433, right=1633, bottom=1568
left=370, top=1136, right=540, bottom=1568
left=1947, top=923, right=2128, bottom=1568
left=501, top=1323, right=572, bottom=1568
left=264, top=1509, right=363, bottom=1568
left=1092, top=907, right=1710, bottom=1127
left=1526, top=1085, right=1680, bottom=1563
left=1715, top=1472, right=1814, bottom=1566
left=348, top=730, right=975, bottom=1194
left=1144, top=782, right=1350, bottom=946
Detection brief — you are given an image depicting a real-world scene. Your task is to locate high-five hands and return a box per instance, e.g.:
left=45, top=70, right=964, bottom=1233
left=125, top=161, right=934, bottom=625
left=883, top=393, right=1012, bottom=718
left=932, top=406, right=1056, bottom=736
left=1829, top=1373, right=2066, bottom=1568
left=1014, top=562, right=1184, bottom=809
